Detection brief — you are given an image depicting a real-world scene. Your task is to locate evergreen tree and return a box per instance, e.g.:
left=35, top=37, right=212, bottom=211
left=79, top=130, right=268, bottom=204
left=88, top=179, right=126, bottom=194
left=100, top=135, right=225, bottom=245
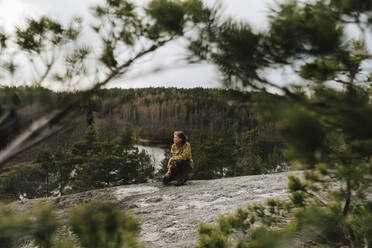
left=1, top=149, right=73, bottom=199
left=35, top=151, right=56, bottom=197
left=134, top=149, right=154, bottom=183
left=70, top=124, right=101, bottom=192
left=70, top=123, right=154, bottom=192
left=0, top=122, right=155, bottom=199
left=192, top=127, right=236, bottom=180
left=0, top=163, right=43, bottom=199
left=232, top=127, right=286, bottom=176
left=54, top=150, right=74, bottom=196
left=191, top=0, right=372, bottom=246
left=156, top=149, right=171, bottom=179
left=117, top=123, right=135, bottom=153
left=98, top=138, right=122, bottom=186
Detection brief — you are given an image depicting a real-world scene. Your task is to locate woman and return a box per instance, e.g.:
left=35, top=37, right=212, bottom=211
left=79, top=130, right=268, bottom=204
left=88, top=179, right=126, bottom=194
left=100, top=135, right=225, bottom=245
left=162, top=131, right=193, bottom=186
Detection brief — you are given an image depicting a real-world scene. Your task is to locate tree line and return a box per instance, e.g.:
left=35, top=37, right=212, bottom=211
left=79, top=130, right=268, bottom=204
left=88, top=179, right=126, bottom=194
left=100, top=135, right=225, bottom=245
left=0, top=123, right=153, bottom=200
left=0, top=113, right=287, bottom=201
left=1, top=85, right=287, bottom=180
left=0, top=86, right=258, bottom=147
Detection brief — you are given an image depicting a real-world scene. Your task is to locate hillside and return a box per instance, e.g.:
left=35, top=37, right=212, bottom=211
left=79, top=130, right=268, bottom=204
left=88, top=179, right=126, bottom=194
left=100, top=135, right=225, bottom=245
left=11, top=171, right=300, bottom=248
left=1, top=86, right=283, bottom=178
left=0, top=86, right=257, bottom=146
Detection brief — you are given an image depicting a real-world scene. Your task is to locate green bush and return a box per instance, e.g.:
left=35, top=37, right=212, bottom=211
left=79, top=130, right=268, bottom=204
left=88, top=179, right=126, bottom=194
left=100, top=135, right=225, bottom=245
left=0, top=202, right=142, bottom=248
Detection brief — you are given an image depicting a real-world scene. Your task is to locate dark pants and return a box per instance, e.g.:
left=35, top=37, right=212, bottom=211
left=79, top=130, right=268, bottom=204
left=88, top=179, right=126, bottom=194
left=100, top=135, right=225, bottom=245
left=162, top=159, right=192, bottom=184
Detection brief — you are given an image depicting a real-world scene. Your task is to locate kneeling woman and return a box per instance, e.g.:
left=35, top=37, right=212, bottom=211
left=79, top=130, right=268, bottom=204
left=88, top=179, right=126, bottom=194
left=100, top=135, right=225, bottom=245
left=163, top=131, right=193, bottom=186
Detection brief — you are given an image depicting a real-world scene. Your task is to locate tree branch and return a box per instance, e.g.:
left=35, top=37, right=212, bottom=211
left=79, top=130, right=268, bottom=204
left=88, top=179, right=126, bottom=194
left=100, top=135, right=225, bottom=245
left=0, top=39, right=174, bottom=167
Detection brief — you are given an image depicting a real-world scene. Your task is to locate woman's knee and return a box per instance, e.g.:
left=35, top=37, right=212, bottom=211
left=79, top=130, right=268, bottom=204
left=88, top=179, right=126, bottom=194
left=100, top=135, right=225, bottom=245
left=176, top=159, right=187, bottom=166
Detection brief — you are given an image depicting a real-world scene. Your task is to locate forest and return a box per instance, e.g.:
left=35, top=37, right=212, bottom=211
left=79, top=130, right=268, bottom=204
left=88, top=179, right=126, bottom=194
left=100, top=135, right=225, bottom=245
left=0, top=86, right=286, bottom=200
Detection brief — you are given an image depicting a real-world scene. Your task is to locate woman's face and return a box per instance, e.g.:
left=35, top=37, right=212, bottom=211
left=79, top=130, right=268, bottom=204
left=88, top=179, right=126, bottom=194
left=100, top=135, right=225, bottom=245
left=174, top=134, right=181, bottom=144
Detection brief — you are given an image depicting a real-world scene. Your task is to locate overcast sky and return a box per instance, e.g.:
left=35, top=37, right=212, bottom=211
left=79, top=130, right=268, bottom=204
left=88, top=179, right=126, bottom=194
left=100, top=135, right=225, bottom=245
left=0, top=0, right=270, bottom=31
left=0, top=0, right=278, bottom=90
left=1, top=0, right=363, bottom=91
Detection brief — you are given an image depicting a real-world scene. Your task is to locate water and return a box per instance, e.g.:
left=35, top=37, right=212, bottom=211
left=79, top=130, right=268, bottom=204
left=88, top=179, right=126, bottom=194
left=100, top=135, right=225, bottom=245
left=135, top=145, right=166, bottom=172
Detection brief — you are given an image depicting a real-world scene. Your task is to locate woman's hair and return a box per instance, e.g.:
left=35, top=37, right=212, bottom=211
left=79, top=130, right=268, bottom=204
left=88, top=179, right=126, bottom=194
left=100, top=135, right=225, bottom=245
left=174, top=131, right=187, bottom=145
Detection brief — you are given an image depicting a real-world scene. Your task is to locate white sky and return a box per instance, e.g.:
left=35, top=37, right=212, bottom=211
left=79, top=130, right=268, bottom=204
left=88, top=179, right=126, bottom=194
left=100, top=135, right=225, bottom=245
left=0, top=0, right=270, bottom=29
left=0, top=0, right=366, bottom=91
left=0, top=0, right=274, bottom=90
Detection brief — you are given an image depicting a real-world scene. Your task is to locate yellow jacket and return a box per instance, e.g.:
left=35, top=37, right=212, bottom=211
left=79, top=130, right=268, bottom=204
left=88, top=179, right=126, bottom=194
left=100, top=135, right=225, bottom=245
left=168, top=142, right=194, bottom=168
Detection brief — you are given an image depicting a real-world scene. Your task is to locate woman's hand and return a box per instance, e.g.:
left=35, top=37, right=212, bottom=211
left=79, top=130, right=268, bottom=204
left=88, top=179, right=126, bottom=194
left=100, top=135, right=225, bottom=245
left=165, top=170, right=171, bottom=178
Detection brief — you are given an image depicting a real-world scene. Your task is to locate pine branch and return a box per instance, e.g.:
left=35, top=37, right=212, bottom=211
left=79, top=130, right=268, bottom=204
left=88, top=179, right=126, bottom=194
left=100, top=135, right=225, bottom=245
left=0, top=39, right=173, bottom=166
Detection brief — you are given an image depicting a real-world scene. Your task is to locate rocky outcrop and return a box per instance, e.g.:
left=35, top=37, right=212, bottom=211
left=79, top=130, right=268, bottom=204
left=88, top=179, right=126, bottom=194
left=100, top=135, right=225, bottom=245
left=11, top=171, right=301, bottom=248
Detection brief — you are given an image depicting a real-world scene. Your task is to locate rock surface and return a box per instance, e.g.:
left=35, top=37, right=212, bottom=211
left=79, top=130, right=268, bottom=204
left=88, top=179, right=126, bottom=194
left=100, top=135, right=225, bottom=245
left=11, top=171, right=301, bottom=248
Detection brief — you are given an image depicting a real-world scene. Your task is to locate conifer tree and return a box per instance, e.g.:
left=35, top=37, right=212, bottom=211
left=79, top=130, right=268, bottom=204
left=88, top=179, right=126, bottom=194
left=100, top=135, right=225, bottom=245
left=191, top=0, right=372, bottom=246
left=54, top=150, right=74, bottom=195
left=35, top=151, right=56, bottom=197
left=0, top=163, right=43, bottom=199
left=116, top=124, right=154, bottom=184
left=156, top=149, right=171, bottom=178
left=70, top=124, right=101, bottom=192
left=232, top=127, right=286, bottom=176
left=192, top=127, right=237, bottom=180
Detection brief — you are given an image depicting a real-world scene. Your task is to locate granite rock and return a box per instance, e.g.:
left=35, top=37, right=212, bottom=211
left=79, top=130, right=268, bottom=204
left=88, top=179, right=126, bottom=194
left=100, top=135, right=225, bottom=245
left=11, top=171, right=302, bottom=248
